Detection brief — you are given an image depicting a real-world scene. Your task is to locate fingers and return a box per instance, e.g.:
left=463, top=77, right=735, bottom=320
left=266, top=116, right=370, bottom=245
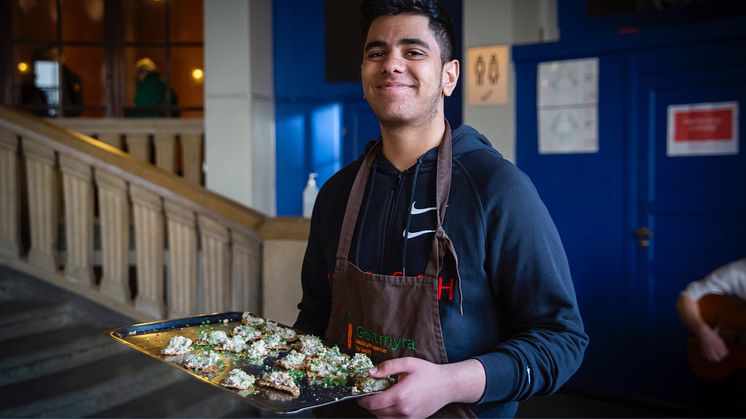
left=702, top=339, right=730, bottom=362
left=369, top=357, right=417, bottom=378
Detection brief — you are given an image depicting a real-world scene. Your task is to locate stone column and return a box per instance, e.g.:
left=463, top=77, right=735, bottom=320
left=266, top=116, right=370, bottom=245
left=126, top=133, right=150, bottom=162
left=204, top=0, right=276, bottom=214
left=59, top=154, right=95, bottom=286
left=22, top=138, right=58, bottom=272
left=181, top=133, right=202, bottom=185
left=96, top=170, right=131, bottom=305
left=231, top=229, right=262, bottom=313
left=198, top=214, right=230, bottom=313
left=164, top=200, right=198, bottom=318
left=155, top=132, right=177, bottom=174
left=0, top=128, right=20, bottom=258
left=131, top=184, right=165, bottom=318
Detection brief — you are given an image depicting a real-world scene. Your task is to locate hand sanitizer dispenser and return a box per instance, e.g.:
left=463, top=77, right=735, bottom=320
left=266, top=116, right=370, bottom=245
left=303, top=173, right=318, bottom=218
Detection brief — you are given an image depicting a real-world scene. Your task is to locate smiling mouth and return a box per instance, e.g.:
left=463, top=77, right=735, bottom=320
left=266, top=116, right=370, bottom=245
left=377, top=83, right=414, bottom=93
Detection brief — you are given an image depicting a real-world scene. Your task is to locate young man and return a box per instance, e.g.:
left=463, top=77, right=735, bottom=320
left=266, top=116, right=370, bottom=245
left=294, top=1, right=588, bottom=417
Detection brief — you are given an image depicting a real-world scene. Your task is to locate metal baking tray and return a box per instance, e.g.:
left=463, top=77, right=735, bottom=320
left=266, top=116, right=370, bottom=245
left=108, top=312, right=376, bottom=414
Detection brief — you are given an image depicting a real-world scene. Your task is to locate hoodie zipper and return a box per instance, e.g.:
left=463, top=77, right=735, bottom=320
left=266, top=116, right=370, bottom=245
left=379, top=172, right=404, bottom=273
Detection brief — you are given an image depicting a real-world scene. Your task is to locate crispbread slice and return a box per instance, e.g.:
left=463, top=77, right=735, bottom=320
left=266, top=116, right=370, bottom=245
left=257, top=378, right=301, bottom=397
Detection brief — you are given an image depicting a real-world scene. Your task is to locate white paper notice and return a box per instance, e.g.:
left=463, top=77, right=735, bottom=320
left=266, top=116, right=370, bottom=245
left=537, top=58, right=599, bottom=154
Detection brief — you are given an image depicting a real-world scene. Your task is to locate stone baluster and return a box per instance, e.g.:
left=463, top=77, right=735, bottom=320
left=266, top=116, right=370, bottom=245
left=126, top=133, right=150, bottom=162
left=59, top=154, right=95, bottom=286
left=230, top=229, right=262, bottom=313
left=131, top=185, right=165, bottom=318
left=95, top=170, right=131, bottom=305
left=181, top=133, right=202, bottom=185
left=22, top=139, right=59, bottom=272
left=96, top=133, right=122, bottom=149
left=198, top=215, right=230, bottom=313
left=0, top=128, right=20, bottom=258
left=164, top=200, right=198, bottom=318
left=155, top=132, right=177, bottom=174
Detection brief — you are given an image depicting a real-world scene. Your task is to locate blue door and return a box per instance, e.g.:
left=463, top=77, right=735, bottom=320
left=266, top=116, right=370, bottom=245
left=514, top=35, right=746, bottom=406
left=633, top=40, right=746, bottom=404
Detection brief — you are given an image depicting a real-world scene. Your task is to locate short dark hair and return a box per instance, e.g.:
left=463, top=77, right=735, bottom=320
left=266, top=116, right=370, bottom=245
left=359, top=0, right=456, bottom=64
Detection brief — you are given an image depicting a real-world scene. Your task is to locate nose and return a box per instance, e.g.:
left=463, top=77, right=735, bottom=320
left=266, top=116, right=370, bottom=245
left=382, top=52, right=404, bottom=74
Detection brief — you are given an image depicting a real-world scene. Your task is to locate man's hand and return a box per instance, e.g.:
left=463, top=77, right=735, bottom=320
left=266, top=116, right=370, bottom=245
left=699, top=326, right=729, bottom=362
left=357, top=357, right=485, bottom=418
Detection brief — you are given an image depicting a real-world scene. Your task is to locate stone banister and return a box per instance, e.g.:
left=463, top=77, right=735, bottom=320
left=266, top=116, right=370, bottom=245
left=0, top=107, right=309, bottom=324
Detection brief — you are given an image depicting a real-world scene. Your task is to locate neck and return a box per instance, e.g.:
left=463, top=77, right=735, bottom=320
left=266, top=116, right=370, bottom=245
left=380, top=117, right=446, bottom=172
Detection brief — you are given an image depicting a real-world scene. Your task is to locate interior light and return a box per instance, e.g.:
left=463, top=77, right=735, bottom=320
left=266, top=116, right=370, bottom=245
left=191, top=68, right=204, bottom=81
left=17, top=62, right=29, bottom=73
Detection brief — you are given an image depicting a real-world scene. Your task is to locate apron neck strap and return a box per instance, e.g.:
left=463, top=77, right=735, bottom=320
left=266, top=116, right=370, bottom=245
left=335, top=140, right=381, bottom=263
left=424, top=120, right=454, bottom=280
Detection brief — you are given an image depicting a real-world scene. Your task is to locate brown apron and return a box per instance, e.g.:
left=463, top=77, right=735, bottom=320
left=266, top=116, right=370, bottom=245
left=324, top=123, right=475, bottom=418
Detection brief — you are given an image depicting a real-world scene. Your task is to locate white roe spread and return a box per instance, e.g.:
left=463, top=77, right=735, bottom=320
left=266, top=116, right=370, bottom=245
left=161, top=335, right=193, bottom=355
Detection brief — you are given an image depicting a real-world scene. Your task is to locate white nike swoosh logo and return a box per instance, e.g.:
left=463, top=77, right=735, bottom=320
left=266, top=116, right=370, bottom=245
left=410, top=201, right=437, bottom=215
left=403, top=229, right=436, bottom=239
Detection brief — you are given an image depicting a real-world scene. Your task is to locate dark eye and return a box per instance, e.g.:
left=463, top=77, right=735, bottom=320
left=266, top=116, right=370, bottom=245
left=405, top=50, right=425, bottom=57
left=367, top=51, right=385, bottom=59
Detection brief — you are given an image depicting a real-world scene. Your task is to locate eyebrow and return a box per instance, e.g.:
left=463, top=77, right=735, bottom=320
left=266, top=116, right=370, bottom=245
left=364, top=38, right=431, bottom=53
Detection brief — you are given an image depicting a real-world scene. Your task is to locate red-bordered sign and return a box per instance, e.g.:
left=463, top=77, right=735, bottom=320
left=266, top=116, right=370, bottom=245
left=667, top=102, right=739, bottom=156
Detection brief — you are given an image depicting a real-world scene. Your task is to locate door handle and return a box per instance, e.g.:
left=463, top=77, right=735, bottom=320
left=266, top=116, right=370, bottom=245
left=634, top=227, right=653, bottom=248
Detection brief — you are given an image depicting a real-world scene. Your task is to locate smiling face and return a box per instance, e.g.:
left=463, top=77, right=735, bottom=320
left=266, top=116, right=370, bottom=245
left=361, top=13, right=459, bottom=129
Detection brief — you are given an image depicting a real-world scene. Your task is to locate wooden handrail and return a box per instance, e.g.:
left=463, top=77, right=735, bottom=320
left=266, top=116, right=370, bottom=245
left=51, top=117, right=204, bottom=135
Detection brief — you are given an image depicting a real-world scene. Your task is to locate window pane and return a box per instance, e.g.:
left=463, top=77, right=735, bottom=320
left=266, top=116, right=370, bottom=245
left=124, top=0, right=166, bottom=43
left=170, top=0, right=203, bottom=42
left=13, top=44, right=58, bottom=116
left=12, top=0, right=58, bottom=40
left=170, top=47, right=203, bottom=111
left=62, top=0, right=105, bottom=42
left=171, top=0, right=204, bottom=42
left=123, top=47, right=178, bottom=116
left=63, top=47, right=106, bottom=116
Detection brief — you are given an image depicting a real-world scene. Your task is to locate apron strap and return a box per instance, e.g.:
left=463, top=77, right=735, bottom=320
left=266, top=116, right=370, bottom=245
left=335, top=140, right=381, bottom=265
left=423, top=121, right=464, bottom=314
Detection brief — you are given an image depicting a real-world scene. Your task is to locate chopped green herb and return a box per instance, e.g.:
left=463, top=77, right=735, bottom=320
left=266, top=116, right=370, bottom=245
left=288, top=369, right=305, bottom=385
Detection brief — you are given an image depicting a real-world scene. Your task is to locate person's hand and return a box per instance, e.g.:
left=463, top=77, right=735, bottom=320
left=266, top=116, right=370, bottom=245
left=356, top=357, right=484, bottom=418
left=699, top=326, right=729, bottom=362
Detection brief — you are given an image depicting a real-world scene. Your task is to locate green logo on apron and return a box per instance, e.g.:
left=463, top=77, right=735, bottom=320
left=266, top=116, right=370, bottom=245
left=355, top=325, right=416, bottom=351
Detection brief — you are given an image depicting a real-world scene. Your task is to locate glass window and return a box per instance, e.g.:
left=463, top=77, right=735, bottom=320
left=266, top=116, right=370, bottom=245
left=63, top=47, right=107, bottom=116
left=7, top=0, right=204, bottom=117
left=62, top=0, right=105, bottom=42
left=123, top=47, right=176, bottom=116
left=14, top=44, right=57, bottom=116
left=170, top=0, right=203, bottom=43
left=124, top=0, right=167, bottom=43
left=12, top=0, right=58, bottom=40
left=170, top=47, right=203, bottom=114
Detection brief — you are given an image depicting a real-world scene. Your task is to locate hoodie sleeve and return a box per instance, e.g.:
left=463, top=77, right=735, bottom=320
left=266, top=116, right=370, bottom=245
left=471, top=162, right=588, bottom=404
left=293, top=193, right=332, bottom=336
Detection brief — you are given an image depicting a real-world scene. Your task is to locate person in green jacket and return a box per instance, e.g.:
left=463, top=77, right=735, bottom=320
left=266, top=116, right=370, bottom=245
left=130, top=57, right=179, bottom=117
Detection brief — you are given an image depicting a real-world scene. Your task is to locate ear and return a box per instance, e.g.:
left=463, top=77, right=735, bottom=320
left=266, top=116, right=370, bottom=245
left=442, top=59, right=460, bottom=97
